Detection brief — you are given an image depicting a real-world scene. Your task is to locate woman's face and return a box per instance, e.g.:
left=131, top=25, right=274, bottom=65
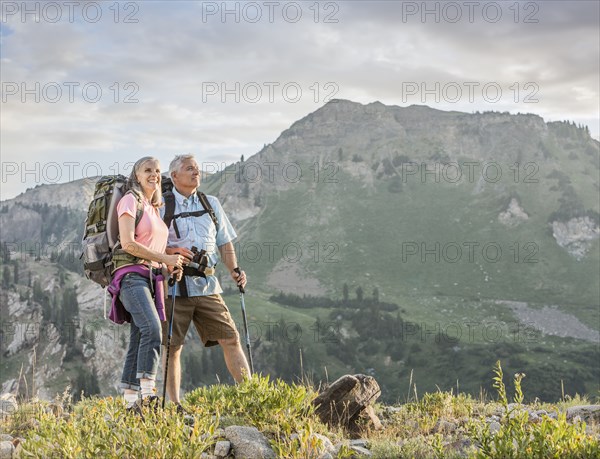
left=136, top=159, right=161, bottom=197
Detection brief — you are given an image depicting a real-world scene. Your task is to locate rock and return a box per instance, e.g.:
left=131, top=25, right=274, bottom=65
left=213, top=440, right=231, bottom=457
left=551, top=217, right=599, bottom=259
left=0, top=441, right=14, bottom=459
left=498, top=198, right=529, bottom=227
left=449, top=438, right=473, bottom=458
left=566, top=405, right=600, bottom=424
left=349, top=405, right=383, bottom=435
left=349, top=445, right=372, bottom=457
left=224, top=426, right=275, bottom=459
left=291, top=432, right=335, bottom=457
left=528, top=412, right=540, bottom=424
left=313, top=374, right=381, bottom=431
left=349, top=439, right=368, bottom=448
left=314, top=433, right=335, bottom=454
left=489, top=421, right=501, bottom=435
left=0, top=394, right=17, bottom=417
left=0, top=437, right=11, bottom=443
left=434, top=419, right=457, bottom=433
left=384, top=406, right=402, bottom=415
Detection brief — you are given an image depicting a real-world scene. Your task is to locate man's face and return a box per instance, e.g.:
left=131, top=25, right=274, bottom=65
left=173, top=158, right=201, bottom=189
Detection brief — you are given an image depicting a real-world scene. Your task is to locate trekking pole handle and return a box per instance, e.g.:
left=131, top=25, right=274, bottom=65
left=233, top=267, right=245, bottom=294
left=168, top=270, right=177, bottom=287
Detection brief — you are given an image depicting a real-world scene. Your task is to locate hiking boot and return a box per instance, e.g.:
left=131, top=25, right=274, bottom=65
left=126, top=395, right=160, bottom=419
left=176, top=403, right=195, bottom=426
left=142, top=395, right=161, bottom=412
left=126, top=402, right=144, bottom=420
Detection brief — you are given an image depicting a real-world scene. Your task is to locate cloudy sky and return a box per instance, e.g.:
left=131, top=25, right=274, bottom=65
left=1, top=0, right=598, bottom=199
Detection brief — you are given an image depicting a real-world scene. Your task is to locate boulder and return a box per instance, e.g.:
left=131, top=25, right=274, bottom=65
left=213, top=440, right=231, bottom=458
left=313, top=374, right=381, bottom=433
left=0, top=441, right=14, bottom=459
left=0, top=394, right=17, bottom=418
left=224, top=426, right=275, bottom=459
left=566, top=405, right=600, bottom=424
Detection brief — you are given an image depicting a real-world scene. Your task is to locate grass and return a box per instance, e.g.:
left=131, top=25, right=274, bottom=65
left=2, top=364, right=598, bottom=458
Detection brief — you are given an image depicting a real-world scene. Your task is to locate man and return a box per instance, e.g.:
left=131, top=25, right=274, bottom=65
left=161, top=154, right=250, bottom=406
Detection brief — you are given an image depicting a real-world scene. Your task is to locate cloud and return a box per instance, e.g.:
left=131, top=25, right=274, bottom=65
left=1, top=0, right=598, bottom=199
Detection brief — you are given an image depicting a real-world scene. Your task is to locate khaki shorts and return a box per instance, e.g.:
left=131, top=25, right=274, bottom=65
left=161, top=294, right=239, bottom=347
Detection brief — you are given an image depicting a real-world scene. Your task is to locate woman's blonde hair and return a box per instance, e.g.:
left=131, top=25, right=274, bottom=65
left=128, top=156, right=163, bottom=208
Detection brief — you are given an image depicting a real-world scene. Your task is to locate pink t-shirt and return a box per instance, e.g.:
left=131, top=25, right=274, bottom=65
left=117, top=193, right=168, bottom=268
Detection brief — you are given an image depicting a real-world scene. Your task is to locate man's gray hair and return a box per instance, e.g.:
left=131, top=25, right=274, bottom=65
left=169, top=154, right=196, bottom=178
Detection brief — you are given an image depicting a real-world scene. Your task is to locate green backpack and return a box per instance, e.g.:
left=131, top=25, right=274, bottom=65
left=81, top=175, right=143, bottom=288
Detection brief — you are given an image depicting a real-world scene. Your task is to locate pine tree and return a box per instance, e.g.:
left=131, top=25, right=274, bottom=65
left=2, top=266, right=10, bottom=289
left=342, top=283, right=349, bottom=302
left=356, top=286, right=364, bottom=302
left=242, top=182, right=250, bottom=198
left=372, top=287, right=379, bottom=303
left=2, top=242, right=10, bottom=263
left=33, top=279, right=47, bottom=303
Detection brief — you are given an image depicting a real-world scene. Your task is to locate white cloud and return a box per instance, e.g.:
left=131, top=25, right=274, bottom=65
left=1, top=0, right=598, bottom=199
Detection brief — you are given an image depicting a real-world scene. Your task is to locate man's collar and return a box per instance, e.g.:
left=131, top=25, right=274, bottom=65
left=172, top=187, right=199, bottom=205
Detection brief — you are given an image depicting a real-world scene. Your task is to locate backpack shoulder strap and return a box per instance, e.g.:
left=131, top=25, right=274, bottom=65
left=135, top=202, right=143, bottom=228
left=197, top=192, right=219, bottom=228
left=124, top=190, right=144, bottom=228
left=163, top=191, right=176, bottom=229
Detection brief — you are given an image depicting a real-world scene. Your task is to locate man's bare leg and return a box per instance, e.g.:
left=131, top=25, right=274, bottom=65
left=219, top=337, right=251, bottom=382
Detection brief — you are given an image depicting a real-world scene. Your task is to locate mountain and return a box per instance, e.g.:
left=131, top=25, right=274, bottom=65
left=1, top=100, right=598, bottom=403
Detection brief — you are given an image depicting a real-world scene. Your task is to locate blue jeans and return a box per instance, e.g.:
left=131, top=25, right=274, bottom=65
left=119, top=273, right=162, bottom=390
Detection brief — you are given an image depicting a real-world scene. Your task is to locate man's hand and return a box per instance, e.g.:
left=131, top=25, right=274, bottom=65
left=231, top=269, right=247, bottom=290
left=166, top=246, right=194, bottom=263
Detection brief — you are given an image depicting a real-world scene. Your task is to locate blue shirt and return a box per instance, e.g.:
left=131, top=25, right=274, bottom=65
left=161, top=188, right=237, bottom=296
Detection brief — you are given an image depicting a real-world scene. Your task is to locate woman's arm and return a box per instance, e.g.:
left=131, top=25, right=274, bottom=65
left=118, top=213, right=183, bottom=269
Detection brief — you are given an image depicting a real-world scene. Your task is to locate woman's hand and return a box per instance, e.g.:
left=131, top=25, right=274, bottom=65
left=167, top=265, right=183, bottom=282
left=164, top=253, right=185, bottom=270
left=162, top=265, right=183, bottom=282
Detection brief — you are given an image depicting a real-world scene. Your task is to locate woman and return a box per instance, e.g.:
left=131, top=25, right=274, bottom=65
left=108, top=156, right=184, bottom=412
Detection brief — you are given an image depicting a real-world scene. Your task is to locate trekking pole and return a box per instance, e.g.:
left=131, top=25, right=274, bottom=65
left=162, top=276, right=176, bottom=409
left=234, top=268, right=254, bottom=375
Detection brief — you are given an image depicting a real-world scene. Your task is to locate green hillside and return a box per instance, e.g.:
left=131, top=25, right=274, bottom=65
left=198, top=101, right=599, bottom=402
left=1, top=100, right=598, bottom=405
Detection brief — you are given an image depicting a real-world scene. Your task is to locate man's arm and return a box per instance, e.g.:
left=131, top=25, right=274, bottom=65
left=219, top=242, right=247, bottom=289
